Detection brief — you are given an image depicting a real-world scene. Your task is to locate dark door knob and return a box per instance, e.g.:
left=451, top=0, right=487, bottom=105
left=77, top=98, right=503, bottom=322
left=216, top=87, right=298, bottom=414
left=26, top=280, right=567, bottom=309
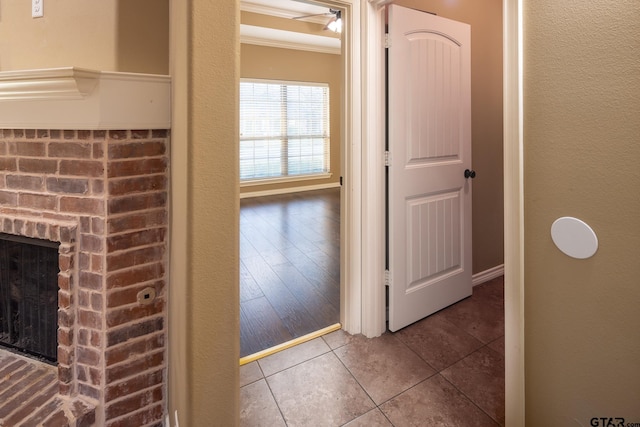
left=464, top=169, right=476, bottom=179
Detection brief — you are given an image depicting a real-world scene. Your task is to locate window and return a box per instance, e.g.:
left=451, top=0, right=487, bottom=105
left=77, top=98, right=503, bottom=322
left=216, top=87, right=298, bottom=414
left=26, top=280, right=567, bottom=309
left=239, top=79, right=330, bottom=182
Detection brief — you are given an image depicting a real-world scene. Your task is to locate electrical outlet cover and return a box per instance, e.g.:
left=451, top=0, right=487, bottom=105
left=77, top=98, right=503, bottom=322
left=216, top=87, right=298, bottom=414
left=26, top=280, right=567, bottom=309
left=32, top=0, right=44, bottom=18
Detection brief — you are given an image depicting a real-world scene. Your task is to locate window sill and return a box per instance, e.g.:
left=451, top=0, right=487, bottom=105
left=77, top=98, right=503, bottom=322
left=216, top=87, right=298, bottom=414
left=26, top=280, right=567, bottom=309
left=240, top=172, right=333, bottom=187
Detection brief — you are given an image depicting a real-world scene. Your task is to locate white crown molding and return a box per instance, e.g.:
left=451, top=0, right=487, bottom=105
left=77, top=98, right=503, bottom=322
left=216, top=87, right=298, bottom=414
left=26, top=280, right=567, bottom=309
left=0, top=67, right=171, bottom=130
left=0, top=67, right=99, bottom=101
left=241, top=24, right=341, bottom=55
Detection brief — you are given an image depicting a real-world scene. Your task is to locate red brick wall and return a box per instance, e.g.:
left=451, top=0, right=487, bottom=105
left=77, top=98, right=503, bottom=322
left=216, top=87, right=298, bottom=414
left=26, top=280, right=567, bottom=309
left=0, top=129, right=169, bottom=426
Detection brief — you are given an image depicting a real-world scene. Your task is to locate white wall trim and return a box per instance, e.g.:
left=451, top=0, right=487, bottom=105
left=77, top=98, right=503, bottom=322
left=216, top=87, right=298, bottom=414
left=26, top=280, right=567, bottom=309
left=240, top=173, right=332, bottom=188
left=240, top=25, right=341, bottom=55
left=240, top=182, right=340, bottom=199
left=331, top=0, right=363, bottom=336
left=472, top=264, right=505, bottom=286
left=0, top=67, right=171, bottom=130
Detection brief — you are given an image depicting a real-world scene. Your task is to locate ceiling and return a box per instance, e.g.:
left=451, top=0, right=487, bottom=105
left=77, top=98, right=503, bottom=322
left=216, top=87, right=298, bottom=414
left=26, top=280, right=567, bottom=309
left=240, top=0, right=341, bottom=54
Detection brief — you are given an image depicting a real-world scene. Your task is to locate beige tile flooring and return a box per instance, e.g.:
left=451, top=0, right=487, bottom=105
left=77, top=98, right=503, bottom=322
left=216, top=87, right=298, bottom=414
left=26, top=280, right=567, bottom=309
left=240, top=276, right=505, bottom=426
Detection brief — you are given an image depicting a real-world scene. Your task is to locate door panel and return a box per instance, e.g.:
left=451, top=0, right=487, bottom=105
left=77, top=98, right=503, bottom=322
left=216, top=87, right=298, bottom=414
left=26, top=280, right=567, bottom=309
left=407, top=191, right=461, bottom=289
left=387, top=5, right=472, bottom=331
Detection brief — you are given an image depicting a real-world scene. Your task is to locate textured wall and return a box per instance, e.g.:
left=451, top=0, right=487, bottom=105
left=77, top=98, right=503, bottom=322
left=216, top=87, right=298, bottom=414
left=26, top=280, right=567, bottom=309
left=524, top=0, right=640, bottom=423
left=392, top=0, right=504, bottom=275
left=0, top=0, right=168, bottom=74
left=183, top=0, right=240, bottom=425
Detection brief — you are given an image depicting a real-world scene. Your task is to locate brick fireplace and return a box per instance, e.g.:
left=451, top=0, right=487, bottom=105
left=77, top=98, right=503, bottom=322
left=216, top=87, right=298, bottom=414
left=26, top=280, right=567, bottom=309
left=0, top=68, right=170, bottom=426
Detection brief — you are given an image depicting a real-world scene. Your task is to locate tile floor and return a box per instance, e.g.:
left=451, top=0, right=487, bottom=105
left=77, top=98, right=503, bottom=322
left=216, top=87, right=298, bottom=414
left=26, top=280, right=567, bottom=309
left=240, top=276, right=505, bottom=426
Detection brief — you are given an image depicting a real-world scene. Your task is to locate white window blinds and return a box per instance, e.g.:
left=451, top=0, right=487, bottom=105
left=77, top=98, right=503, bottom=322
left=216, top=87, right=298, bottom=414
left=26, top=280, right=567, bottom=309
left=239, top=79, right=330, bottom=181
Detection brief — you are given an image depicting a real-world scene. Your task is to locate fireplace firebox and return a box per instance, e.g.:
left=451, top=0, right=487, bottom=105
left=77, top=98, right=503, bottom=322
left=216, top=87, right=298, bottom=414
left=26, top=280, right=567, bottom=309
left=0, top=233, right=60, bottom=362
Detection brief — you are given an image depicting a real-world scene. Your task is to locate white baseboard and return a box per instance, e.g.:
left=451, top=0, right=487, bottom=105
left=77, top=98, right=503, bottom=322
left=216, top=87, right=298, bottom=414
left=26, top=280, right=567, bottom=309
left=240, top=182, right=340, bottom=199
left=472, top=264, right=505, bottom=287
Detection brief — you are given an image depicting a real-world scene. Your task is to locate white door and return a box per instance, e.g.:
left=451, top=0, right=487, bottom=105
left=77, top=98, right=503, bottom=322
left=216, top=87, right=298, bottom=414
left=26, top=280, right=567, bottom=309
left=387, top=5, right=473, bottom=332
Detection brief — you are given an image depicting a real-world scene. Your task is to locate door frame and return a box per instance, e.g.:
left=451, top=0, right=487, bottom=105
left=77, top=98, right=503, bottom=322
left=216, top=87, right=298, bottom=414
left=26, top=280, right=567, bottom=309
left=362, top=0, right=525, bottom=424
left=502, top=0, right=525, bottom=424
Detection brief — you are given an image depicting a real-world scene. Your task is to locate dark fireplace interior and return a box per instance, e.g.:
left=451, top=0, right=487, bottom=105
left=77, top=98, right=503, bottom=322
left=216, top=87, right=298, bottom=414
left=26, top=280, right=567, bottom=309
left=0, top=233, right=60, bottom=363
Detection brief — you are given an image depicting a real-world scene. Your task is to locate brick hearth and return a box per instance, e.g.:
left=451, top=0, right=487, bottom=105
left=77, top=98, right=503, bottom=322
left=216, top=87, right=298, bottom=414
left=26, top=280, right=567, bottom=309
left=0, top=351, right=95, bottom=426
left=0, top=128, right=169, bottom=426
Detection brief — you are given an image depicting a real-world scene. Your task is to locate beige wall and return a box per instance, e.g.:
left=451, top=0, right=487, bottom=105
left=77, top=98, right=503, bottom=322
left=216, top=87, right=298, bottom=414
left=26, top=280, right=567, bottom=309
left=240, top=43, right=342, bottom=194
left=170, top=0, right=240, bottom=425
left=0, top=0, right=168, bottom=73
left=393, top=0, right=504, bottom=274
left=524, top=1, right=640, bottom=424
left=116, top=0, right=170, bottom=74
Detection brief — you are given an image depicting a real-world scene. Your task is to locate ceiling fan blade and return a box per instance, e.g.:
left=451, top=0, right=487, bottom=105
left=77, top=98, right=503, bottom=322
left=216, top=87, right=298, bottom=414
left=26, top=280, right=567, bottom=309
left=292, top=12, right=333, bottom=20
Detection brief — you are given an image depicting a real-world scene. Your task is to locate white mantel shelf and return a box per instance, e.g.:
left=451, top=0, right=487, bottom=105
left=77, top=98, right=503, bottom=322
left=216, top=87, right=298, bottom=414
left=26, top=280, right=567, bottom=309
left=0, top=67, right=171, bottom=130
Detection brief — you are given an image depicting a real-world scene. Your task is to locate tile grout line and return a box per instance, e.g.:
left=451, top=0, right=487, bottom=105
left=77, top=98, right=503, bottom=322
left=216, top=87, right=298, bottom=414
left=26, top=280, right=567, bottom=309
left=325, top=339, right=400, bottom=426
left=438, top=368, right=503, bottom=426
left=263, top=370, right=289, bottom=426
left=439, top=340, right=505, bottom=426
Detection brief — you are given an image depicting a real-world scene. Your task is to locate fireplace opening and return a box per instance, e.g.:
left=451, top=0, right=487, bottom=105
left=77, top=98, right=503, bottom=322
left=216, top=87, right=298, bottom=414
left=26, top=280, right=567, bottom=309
left=0, top=233, right=60, bottom=363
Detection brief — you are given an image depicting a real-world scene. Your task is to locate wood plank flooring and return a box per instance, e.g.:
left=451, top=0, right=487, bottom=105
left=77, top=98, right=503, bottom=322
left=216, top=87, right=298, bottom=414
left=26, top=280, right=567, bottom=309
left=240, top=188, right=340, bottom=357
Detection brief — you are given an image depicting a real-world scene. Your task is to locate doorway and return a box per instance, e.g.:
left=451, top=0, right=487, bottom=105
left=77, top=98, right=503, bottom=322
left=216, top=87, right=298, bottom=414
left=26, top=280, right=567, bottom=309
left=238, top=0, right=346, bottom=359
left=239, top=189, right=340, bottom=357
left=167, top=0, right=522, bottom=424
left=386, top=5, right=473, bottom=332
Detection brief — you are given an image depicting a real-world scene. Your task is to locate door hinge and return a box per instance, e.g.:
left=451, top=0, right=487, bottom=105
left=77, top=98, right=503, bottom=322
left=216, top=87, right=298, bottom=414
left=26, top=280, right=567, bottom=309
left=340, top=176, right=343, bottom=186
left=385, top=269, right=391, bottom=287
left=384, top=33, right=391, bottom=49
left=384, top=151, right=391, bottom=167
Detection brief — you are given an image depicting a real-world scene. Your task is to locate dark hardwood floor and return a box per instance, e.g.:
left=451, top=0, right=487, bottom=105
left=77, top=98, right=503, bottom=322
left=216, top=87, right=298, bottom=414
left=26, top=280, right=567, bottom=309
left=240, top=188, right=340, bottom=358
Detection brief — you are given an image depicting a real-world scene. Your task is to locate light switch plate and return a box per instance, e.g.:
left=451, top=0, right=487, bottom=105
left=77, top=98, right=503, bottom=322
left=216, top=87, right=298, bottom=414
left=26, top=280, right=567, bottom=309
left=32, top=0, right=44, bottom=18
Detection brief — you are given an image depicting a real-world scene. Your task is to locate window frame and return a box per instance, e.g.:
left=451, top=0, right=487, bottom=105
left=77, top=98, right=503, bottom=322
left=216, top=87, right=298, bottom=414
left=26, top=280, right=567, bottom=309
left=239, top=78, right=332, bottom=185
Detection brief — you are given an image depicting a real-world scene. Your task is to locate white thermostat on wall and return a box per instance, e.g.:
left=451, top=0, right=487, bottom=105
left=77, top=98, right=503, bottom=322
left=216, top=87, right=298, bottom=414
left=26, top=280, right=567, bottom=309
left=551, top=216, right=598, bottom=259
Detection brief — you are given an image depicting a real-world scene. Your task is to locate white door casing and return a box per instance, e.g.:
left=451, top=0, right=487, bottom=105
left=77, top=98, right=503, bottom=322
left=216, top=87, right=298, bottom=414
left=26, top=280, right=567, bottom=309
left=387, top=4, right=473, bottom=331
